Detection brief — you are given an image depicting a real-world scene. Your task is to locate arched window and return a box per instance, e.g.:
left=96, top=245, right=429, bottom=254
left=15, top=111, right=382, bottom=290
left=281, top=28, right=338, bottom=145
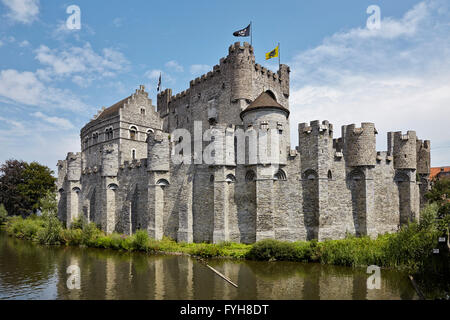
left=131, top=149, right=136, bottom=160
left=72, top=187, right=81, bottom=193
left=105, top=127, right=113, bottom=140
left=140, top=108, right=146, bottom=115
left=58, top=188, right=65, bottom=194
left=210, top=175, right=215, bottom=182
left=156, top=179, right=170, bottom=187
left=303, top=169, right=318, bottom=181
left=274, top=169, right=287, bottom=181
left=265, top=90, right=277, bottom=101
left=245, top=170, right=256, bottom=182
left=107, top=184, right=118, bottom=190
left=93, top=132, right=98, bottom=144
left=328, top=170, right=333, bottom=180
left=348, top=169, right=365, bottom=181
left=225, top=174, right=236, bottom=183
left=129, top=126, right=138, bottom=140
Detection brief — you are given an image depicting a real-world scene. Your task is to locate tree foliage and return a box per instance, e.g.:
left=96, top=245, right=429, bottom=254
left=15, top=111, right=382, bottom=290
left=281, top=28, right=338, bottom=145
left=0, top=159, right=56, bottom=216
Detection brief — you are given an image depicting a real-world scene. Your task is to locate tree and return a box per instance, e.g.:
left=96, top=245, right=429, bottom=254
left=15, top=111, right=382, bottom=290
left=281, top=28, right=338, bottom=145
left=19, top=162, right=56, bottom=213
left=0, top=159, right=27, bottom=216
left=0, top=159, right=56, bottom=216
left=425, top=179, right=450, bottom=204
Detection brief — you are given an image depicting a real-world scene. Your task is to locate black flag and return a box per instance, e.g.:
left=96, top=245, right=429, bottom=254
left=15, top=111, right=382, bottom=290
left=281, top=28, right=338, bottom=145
left=233, top=24, right=251, bottom=37
left=157, top=73, right=161, bottom=92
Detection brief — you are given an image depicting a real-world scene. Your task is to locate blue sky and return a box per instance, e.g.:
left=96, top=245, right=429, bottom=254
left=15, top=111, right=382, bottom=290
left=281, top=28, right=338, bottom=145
left=0, top=0, right=449, bottom=172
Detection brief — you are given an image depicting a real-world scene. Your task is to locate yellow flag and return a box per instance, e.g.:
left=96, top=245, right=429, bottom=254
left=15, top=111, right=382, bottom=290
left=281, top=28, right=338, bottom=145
left=265, top=45, right=279, bottom=60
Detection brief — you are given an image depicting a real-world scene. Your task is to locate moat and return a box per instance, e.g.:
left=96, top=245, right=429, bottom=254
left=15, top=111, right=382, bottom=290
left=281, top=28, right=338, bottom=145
left=0, top=230, right=418, bottom=300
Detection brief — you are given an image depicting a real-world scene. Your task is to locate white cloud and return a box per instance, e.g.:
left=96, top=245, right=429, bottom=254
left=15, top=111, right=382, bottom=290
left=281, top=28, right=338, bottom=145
left=165, top=60, right=184, bottom=72
left=0, top=115, right=26, bottom=131
left=0, top=69, right=88, bottom=111
left=51, top=20, right=96, bottom=41
left=190, top=64, right=211, bottom=76
left=1, top=0, right=39, bottom=24
left=32, top=111, right=74, bottom=130
left=288, top=0, right=450, bottom=167
left=18, top=40, right=30, bottom=47
left=34, top=43, right=129, bottom=85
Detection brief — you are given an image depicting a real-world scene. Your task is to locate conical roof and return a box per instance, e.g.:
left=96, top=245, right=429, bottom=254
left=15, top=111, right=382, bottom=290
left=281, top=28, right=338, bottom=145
left=240, top=91, right=289, bottom=120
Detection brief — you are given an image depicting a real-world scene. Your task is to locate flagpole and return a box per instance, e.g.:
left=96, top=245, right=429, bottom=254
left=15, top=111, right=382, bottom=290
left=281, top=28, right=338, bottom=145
left=250, top=21, right=253, bottom=47
left=278, top=42, right=281, bottom=70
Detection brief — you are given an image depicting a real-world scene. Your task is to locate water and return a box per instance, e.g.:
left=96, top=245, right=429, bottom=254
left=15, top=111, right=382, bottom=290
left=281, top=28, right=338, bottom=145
left=0, top=230, right=418, bottom=300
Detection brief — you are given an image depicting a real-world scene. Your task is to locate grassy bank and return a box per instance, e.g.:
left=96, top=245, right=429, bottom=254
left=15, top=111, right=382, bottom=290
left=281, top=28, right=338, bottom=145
left=4, top=214, right=252, bottom=259
left=2, top=203, right=445, bottom=268
left=3, top=203, right=448, bottom=298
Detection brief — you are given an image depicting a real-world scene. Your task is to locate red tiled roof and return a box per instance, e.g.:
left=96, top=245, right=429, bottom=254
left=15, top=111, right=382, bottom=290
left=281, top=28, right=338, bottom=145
left=430, top=167, right=450, bottom=180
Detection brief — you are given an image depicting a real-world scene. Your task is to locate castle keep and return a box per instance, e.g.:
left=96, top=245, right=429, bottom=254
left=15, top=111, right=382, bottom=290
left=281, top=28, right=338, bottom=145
left=57, top=42, right=431, bottom=243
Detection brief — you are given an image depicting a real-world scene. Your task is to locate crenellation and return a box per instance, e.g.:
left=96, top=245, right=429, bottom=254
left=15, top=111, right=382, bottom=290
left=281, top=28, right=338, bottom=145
left=57, top=43, right=429, bottom=244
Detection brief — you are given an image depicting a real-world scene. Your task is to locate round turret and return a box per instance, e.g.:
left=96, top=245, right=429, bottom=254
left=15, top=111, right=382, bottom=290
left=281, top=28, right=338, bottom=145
left=229, top=42, right=254, bottom=103
left=66, top=152, right=81, bottom=181
left=416, top=139, right=430, bottom=175
left=343, top=123, right=377, bottom=167
left=241, top=91, right=289, bottom=165
left=392, top=131, right=417, bottom=170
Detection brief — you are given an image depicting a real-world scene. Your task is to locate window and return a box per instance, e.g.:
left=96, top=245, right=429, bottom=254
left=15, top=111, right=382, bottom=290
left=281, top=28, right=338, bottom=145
left=129, top=126, right=137, bottom=140
left=274, top=169, right=287, bottom=181
left=225, top=174, right=236, bottom=183
left=140, top=108, right=146, bottom=115
left=156, top=179, right=170, bottom=188
left=245, top=170, right=256, bottom=182
left=105, top=128, right=113, bottom=140
left=131, top=149, right=136, bottom=160
left=93, top=132, right=98, bottom=144
left=328, top=170, right=333, bottom=180
left=303, top=169, right=318, bottom=181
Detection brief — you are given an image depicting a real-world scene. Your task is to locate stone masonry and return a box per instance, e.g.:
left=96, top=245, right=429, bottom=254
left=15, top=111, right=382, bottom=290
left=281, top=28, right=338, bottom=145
left=56, top=42, right=431, bottom=243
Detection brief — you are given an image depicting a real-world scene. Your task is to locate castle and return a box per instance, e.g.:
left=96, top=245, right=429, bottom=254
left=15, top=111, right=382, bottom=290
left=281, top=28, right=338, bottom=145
left=56, top=42, right=431, bottom=243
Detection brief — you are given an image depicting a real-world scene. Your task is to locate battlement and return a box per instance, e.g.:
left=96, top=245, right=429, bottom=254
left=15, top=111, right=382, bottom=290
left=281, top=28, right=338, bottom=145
left=341, top=123, right=377, bottom=167
left=388, top=131, right=417, bottom=170
left=416, top=139, right=431, bottom=175
left=157, top=42, right=290, bottom=117
left=66, top=152, right=81, bottom=161
left=299, top=120, right=333, bottom=136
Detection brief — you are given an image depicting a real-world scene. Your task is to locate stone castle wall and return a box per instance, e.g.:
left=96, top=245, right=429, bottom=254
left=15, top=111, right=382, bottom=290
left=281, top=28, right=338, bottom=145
left=56, top=42, right=431, bottom=243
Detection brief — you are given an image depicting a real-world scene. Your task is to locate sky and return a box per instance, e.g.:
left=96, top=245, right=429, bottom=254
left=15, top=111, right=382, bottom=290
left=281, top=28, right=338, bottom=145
left=0, top=0, right=449, bottom=173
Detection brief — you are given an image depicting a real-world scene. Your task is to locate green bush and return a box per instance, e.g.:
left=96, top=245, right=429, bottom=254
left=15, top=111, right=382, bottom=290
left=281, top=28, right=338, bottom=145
left=109, top=233, right=124, bottom=250
left=132, top=230, right=150, bottom=251
left=61, top=228, right=82, bottom=246
left=81, top=222, right=102, bottom=246
left=246, top=239, right=312, bottom=262
left=317, top=236, right=388, bottom=267
left=36, top=213, right=63, bottom=245
left=70, top=217, right=86, bottom=230
left=0, top=204, right=8, bottom=225
left=189, top=243, right=224, bottom=258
